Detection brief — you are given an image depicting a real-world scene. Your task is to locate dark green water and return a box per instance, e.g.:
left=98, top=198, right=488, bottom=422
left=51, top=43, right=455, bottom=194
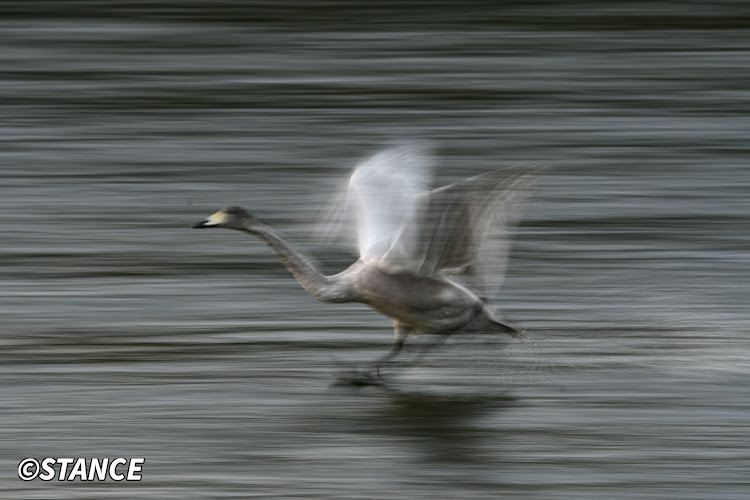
left=2, top=2, right=749, bottom=498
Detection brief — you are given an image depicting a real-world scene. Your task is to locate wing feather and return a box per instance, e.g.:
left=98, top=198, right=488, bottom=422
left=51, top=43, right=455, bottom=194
left=409, top=163, right=544, bottom=299
left=347, top=144, right=434, bottom=261
left=319, top=145, right=543, bottom=301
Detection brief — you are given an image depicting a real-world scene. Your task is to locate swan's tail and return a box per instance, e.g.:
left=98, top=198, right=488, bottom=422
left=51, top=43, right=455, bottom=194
left=492, top=319, right=522, bottom=338
left=479, top=305, right=522, bottom=338
left=468, top=304, right=522, bottom=338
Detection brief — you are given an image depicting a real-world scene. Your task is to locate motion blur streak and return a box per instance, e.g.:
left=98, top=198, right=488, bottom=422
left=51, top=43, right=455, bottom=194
left=1, top=2, right=749, bottom=499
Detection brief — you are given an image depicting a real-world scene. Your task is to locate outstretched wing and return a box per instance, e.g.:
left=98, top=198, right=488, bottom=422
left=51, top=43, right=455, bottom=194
left=346, top=144, right=434, bottom=262
left=407, top=164, right=544, bottom=299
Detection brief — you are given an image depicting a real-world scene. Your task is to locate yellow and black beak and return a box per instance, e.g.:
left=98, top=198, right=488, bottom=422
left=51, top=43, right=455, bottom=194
left=191, top=211, right=226, bottom=229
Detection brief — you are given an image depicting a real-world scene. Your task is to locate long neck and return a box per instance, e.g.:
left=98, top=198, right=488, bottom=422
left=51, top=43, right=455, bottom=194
left=242, top=221, right=353, bottom=303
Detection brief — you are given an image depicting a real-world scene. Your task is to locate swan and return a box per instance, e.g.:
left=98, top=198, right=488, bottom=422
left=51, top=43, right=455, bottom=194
left=192, top=145, right=542, bottom=380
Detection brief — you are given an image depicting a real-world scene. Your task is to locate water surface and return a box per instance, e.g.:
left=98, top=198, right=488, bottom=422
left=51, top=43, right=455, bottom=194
left=1, top=2, right=749, bottom=498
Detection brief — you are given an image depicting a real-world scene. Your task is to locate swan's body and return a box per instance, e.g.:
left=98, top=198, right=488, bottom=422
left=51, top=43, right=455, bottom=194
left=335, top=260, right=491, bottom=333
left=193, top=145, right=541, bottom=376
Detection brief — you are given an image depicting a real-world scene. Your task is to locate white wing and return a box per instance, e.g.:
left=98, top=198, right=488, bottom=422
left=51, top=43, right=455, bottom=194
left=319, top=146, right=542, bottom=299
left=404, top=163, right=544, bottom=299
left=347, top=144, right=434, bottom=262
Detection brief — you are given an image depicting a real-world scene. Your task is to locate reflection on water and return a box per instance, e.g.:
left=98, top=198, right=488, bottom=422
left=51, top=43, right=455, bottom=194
left=2, top=2, right=749, bottom=499
left=359, top=390, right=517, bottom=464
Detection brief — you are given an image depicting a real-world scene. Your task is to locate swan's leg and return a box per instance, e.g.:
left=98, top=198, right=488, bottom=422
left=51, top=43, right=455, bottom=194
left=373, top=322, right=411, bottom=377
left=332, top=324, right=411, bottom=387
left=374, top=331, right=450, bottom=378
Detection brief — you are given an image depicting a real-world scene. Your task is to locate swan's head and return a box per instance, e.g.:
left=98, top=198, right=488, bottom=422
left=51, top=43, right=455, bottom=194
left=192, top=206, right=259, bottom=231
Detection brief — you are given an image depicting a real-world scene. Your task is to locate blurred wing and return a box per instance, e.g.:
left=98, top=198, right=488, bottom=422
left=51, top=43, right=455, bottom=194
left=316, top=175, right=358, bottom=254
left=347, top=144, right=434, bottom=261
left=413, top=163, right=544, bottom=299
